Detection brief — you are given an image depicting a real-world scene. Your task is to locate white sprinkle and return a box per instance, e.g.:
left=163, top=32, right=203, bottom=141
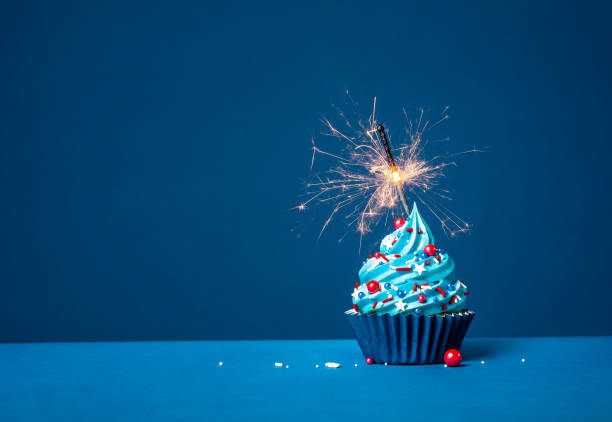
left=274, top=362, right=283, bottom=367
left=354, top=363, right=358, bottom=367
left=384, top=362, right=388, bottom=366
left=315, top=364, right=319, bottom=368
left=521, top=358, right=526, bottom=363
left=481, top=360, right=485, bottom=364
left=444, top=364, right=448, bottom=367
left=218, top=361, right=223, bottom=366
left=325, top=362, right=340, bottom=368
left=285, top=365, right=290, bottom=368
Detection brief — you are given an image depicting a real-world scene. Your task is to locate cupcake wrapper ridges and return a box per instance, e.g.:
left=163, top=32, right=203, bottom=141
left=345, top=309, right=475, bottom=364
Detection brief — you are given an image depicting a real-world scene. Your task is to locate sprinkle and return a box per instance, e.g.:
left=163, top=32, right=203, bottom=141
left=434, top=256, right=441, bottom=264
left=325, top=362, right=340, bottom=368
left=406, top=228, right=413, bottom=232
left=355, top=282, right=360, bottom=289
left=481, top=361, right=485, bottom=364
left=425, top=261, right=430, bottom=266
left=395, top=267, right=412, bottom=271
left=382, top=297, right=393, bottom=303
left=436, top=287, right=447, bottom=297
left=315, top=364, right=319, bottom=368
left=419, top=283, right=430, bottom=288
left=413, top=282, right=418, bottom=292
left=353, top=304, right=359, bottom=312
left=392, top=238, right=397, bottom=245
left=394, top=254, right=401, bottom=258
left=444, top=364, right=448, bottom=368
left=286, top=365, right=290, bottom=368
left=218, top=362, right=223, bottom=366
left=441, top=304, right=447, bottom=310
left=464, top=291, right=469, bottom=295
left=384, top=362, right=388, bottom=366
left=274, top=362, right=283, bottom=367
left=449, top=296, right=456, bottom=304
left=379, top=254, right=389, bottom=262
left=369, top=255, right=373, bottom=258
left=417, top=229, right=423, bottom=234
left=354, top=363, right=358, bottom=367
left=521, top=358, right=526, bottom=363
left=372, top=301, right=378, bottom=309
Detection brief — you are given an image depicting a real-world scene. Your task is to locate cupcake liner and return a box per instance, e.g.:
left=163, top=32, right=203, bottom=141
left=345, top=309, right=475, bottom=364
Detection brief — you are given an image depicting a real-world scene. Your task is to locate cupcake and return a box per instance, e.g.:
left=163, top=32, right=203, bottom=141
left=346, top=203, right=474, bottom=364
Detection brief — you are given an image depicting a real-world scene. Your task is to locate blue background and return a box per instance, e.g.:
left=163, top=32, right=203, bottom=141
left=1, top=0, right=611, bottom=342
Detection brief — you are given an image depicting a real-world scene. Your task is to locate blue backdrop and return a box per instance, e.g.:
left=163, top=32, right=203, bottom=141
left=2, top=1, right=611, bottom=342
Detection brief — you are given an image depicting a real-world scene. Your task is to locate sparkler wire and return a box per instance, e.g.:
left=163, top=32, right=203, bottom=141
left=376, top=124, right=411, bottom=217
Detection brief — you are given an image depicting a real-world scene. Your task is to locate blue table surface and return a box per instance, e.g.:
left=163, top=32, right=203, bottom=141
left=1, top=337, right=610, bottom=421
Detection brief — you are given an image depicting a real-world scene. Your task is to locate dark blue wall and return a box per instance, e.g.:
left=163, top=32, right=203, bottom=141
left=2, top=1, right=611, bottom=341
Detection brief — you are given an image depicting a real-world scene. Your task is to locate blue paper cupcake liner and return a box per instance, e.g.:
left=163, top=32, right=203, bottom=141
left=345, top=309, right=475, bottom=364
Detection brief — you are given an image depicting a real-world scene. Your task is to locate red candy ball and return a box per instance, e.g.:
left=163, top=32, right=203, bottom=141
left=418, top=294, right=426, bottom=303
left=374, top=252, right=381, bottom=259
left=444, top=349, right=462, bottom=367
left=417, top=229, right=423, bottom=234
left=424, top=244, right=437, bottom=257
left=366, top=357, right=374, bottom=365
left=366, top=280, right=380, bottom=293
left=393, top=217, right=406, bottom=229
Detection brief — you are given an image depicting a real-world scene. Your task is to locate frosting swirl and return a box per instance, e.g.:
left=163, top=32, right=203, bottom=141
left=351, top=203, right=468, bottom=316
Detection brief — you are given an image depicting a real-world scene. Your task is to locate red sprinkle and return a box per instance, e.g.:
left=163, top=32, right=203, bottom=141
left=382, top=297, right=393, bottom=303
left=413, top=282, right=418, bottom=292
left=394, top=254, right=401, bottom=258
left=391, top=238, right=397, bottom=245
left=372, top=302, right=378, bottom=309
left=369, top=255, right=373, bottom=258
left=419, top=283, right=430, bottom=287
left=464, top=291, right=469, bottom=295
left=355, top=282, right=360, bottom=289
left=406, top=228, right=413, bottom=232
left=395, top=267, right=412, bottom=271
left=442, top=304, right=447, bottom=311
left=436, top=287, right=447, bottom=297
left=353, top=304, right=359, bottom=312
left=449, top=296, right=456, bottom=304
left=379, top=254, right=389, bottom=262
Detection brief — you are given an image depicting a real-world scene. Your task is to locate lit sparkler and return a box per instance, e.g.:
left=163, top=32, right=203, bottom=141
left=297, top=96, right=478, bottom=241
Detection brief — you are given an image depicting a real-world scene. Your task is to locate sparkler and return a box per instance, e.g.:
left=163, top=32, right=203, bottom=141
left=297, top=96, right=477, bottom=241
left=376, top=124, right=410, bottom=217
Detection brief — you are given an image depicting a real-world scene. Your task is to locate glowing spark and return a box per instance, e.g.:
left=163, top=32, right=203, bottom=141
left=300, top=95, right=480, bottom=240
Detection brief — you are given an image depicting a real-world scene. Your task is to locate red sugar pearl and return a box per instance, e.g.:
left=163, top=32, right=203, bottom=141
left=417, top=229, right=423, bottom=234
left=444, top=349, right=462, bottom=367
left=393, top=217, right=406, bottom=229
left=374, top=252, right=381, bottom=259
left=424, top=244, right=437, bottom=257
left=418, top=294, right=426, bottom=303
left=366, top=280, right=380, bottom=294
left=366, top=357, right=374, bottom=365
left=425, top=261, right=430, bottom=266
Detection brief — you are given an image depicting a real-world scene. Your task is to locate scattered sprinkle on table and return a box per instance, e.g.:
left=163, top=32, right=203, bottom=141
left=325, top=362, right=340, bottom=368
left=481, top=361, right=485, bottom=364
left=218, top=362, right=223, bottom=366
left=274, top=362, right=283, bottom=367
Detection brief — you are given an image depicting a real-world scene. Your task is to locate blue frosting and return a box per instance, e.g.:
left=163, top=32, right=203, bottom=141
left=351, top=203, right=469, bottom=316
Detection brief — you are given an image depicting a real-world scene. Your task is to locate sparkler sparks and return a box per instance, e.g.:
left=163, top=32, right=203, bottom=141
left=297, top=96, right=479, bottom=241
